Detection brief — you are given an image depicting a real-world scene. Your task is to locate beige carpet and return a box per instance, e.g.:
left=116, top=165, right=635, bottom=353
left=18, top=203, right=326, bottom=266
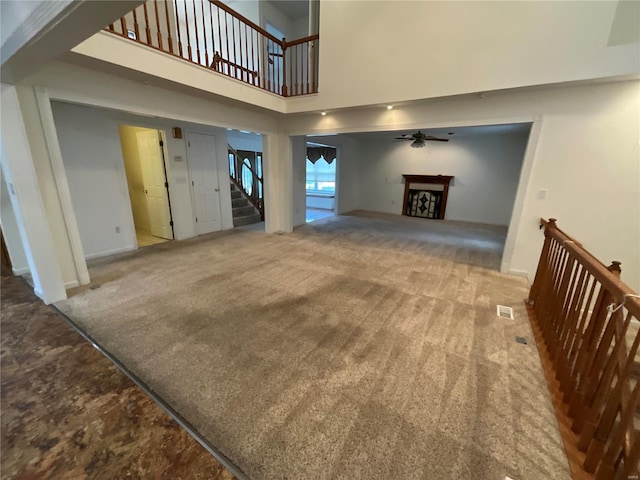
left=57, top=211, right=570, bottom=480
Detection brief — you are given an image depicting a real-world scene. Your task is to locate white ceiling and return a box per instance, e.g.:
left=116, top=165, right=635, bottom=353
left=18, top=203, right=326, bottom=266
left=344, top=123, right=532, bottom=141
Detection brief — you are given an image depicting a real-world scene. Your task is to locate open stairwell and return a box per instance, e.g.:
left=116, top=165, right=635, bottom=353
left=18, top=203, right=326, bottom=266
left=231, top=183, right=261, bottom=227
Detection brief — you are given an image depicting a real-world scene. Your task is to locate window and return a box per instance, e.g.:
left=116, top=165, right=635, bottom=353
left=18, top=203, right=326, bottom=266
left=306, top=156, right=336, bottom=194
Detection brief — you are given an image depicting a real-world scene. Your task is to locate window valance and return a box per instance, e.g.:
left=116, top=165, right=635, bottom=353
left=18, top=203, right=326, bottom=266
left=307, top=147, right=336, bottom=164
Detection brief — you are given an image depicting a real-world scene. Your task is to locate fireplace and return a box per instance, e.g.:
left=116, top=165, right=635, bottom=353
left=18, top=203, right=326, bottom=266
left=402, top=175, right=454, bottom=220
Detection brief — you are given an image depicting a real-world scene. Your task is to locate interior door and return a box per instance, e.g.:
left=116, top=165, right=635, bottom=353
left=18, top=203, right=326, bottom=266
left=136, top=130, right=173, bottom=240
left=187, top=132, right=222, bottom=235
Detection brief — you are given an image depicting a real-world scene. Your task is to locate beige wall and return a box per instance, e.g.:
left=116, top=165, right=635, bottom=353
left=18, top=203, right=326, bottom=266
left=119, top=125, right=152, bottom=234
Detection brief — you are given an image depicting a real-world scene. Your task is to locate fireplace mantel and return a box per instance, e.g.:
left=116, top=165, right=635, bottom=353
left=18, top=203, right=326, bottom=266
left=402, top=175, right=454, bottom=219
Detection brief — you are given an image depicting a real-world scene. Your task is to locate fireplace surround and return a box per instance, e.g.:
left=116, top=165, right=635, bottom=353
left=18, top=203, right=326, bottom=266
left=402, top=175, right=454, bottom=220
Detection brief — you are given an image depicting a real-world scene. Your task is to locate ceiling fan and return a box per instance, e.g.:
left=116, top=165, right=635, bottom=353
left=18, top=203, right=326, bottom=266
left=395, top=131, right=449, bottom=148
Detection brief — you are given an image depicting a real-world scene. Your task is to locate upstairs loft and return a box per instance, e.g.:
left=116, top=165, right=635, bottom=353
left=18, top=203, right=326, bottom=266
left=106, top=0, right=319, bottom=97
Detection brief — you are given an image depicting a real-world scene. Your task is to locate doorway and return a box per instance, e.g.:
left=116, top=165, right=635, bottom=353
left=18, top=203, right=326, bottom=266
left=118, top=125, right=174, bottom=247
left=306, top=144, right=336, bottom=222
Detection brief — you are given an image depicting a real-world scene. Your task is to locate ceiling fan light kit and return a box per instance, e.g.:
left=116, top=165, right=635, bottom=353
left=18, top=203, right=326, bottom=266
left=395, top=130, right=450, bottom=148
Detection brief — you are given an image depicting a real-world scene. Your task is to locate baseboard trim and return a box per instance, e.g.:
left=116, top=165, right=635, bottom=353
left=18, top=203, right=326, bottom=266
left=64, top=280, right=79, bottom=289
left=12, top=266, right=30, bottom=275
left=85, top=246, right=136, bottom=261
left=49, top=305, right=249, bottom=480
left=508, top=268, right=529, bottom=278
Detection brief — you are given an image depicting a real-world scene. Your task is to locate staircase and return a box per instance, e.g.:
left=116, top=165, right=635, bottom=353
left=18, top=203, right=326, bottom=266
left=231, top=183, right=262, bottom=227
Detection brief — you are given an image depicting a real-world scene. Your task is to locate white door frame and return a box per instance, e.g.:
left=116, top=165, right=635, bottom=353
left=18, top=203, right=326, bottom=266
left=34, top=87, right=90, bottom=286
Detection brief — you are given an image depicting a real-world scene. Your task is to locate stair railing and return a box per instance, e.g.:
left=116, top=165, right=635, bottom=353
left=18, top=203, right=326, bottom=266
left=527, top=218, right=639, bottom=479
left=228, top=145, right=263, bottom=220
left=106, top=0, right=319, bottom=97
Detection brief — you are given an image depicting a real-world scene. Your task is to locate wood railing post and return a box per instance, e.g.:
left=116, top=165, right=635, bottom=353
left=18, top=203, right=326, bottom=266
left=164, top=0, right=174, bottom=54
left=142, top=3, right=152, bottom=45
left=281, top=37, right=288, bottom=96
left=154, top=0, right=163, bottom=50
left=132, top=8, right=141, bottom=40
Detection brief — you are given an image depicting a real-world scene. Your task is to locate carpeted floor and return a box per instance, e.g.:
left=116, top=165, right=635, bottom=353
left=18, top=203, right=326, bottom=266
left=1, top=275, right=234, bottom=479
left=57, top=211, right=570, bottom=480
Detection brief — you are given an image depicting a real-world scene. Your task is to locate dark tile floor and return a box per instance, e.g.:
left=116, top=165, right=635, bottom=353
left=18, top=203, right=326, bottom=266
left=1, top=275, right=235, bottom=479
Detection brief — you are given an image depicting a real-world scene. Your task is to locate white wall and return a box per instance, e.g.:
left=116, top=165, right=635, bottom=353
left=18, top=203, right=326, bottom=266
left=286, top=0, right=639, bottom=113
left=52, top=102, right=139, bottom=259
left=260, top=1, right=293, bottom=40
left=51, top=101, right=232, bottom=259
left=358, top=131, right=529, bottom=226
left=223, top=0, right=260, bottom=25
left=227, top=130, right=263, bottom=152
left=284, top=81, right=640, bottom=292
left=0, top=168, right=29, bottom=274
left=292, top=16, right=308, bottom=39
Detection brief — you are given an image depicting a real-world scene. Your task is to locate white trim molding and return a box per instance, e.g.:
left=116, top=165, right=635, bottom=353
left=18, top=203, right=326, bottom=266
left=34, top=86, right=90, bottom=286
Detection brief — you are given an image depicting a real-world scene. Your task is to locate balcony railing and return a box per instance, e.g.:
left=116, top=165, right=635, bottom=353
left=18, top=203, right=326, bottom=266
left=106, top=0, right=318, bottom=97
left=527, top=218, right=640, bottom=479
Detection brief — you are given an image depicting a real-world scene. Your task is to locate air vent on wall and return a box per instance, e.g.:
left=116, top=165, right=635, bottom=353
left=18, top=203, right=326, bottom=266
left=496, top=305, right=514, bottom=320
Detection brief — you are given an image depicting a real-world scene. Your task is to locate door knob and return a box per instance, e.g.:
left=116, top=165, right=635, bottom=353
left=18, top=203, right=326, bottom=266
left=214, top=187, right=220, bottom=192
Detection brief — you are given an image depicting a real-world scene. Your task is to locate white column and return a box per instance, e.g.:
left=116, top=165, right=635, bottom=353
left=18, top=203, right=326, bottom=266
left=263, top=132, right=293, bottom=234
left=0, top=84, right=67, bottom=303
left=291, top=136, right=307, bottom=227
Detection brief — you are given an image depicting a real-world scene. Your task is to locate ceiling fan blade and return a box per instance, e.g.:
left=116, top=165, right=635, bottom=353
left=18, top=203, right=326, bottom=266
left=424, top=136, right=449, bottom=142
left=395, top=137, right=413, bottom=140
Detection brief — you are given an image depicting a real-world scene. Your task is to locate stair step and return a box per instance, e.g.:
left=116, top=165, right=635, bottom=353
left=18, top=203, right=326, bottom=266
left=231, top=190, right=243, bottom=199
left=232, top=198, right=248, bottom=208
left=232, top=205, right=256, bottom=217
left=233, top=213, right=261, bottom=227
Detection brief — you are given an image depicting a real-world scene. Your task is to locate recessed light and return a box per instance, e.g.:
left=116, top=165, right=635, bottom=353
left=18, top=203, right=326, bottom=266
left=321, top=111, right=327, bottom=116
left=387, top=105, right=393, bottom=110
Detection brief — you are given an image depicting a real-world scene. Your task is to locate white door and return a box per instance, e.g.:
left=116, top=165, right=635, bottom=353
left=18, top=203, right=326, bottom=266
left=136, top=130, right=173, bottom=240
left=187, top=133, right=222, bottom=235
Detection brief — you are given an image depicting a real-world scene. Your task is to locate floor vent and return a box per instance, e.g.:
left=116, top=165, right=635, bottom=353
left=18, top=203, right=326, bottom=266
left=496, top=305, right=514, bottom=320
left=515, top=336, right=528, bottom=345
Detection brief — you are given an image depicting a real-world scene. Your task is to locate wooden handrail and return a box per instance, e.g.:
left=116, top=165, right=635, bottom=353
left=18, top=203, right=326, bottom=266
left=284, top=33, right=319, bottom=48
left=209, top=0, right=281, bottom=44
left=536, top=219, right=640, bottom=318
left=527, top=218, right=639, bottom=479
